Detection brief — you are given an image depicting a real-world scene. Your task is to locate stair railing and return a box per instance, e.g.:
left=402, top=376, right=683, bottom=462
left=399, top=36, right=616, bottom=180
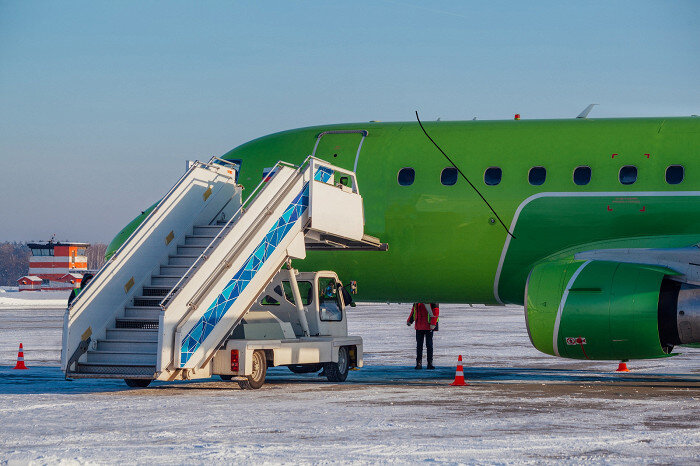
left=67, top=157, right=237, bottom=317
left=67, top=160, right=198, bottom=315
left=159, top=158, right=304, bottom=311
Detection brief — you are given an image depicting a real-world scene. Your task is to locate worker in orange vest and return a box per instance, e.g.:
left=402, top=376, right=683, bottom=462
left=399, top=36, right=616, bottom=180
left=406, top=303, right=439, bottom=370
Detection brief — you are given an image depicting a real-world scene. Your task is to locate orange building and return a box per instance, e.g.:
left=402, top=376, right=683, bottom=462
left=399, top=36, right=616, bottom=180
left=18, top=242, right=89, bottom=291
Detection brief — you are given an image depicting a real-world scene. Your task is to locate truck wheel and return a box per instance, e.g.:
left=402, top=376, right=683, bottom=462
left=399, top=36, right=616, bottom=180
left=124, top=379, right=151, bottom=388
left=238, top=350, right=267, bottom=390
left=288, top=364, right=323, bottom=374
left=324, top=347, right=349, bottom=382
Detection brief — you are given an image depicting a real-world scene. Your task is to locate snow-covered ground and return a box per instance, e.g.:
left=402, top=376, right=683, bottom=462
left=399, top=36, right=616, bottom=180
left=1, top=303, right=699, bottom=463
left=0, top=289, right=70, bottom=309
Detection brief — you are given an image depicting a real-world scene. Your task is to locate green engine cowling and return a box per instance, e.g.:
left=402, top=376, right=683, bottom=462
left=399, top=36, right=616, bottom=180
left=525, top=259, right=682, bottom=360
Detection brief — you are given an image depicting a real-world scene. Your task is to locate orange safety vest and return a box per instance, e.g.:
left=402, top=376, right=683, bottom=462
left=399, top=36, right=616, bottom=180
left=408, top=303, right=439, bottom=330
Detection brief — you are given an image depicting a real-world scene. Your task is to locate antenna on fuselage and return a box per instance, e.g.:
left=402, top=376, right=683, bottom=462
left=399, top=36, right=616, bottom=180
left=415, top=111, right=516, bottom=240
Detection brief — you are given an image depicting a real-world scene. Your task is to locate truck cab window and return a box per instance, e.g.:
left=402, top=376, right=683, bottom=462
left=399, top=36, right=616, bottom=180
left=318, top=277, right=342, bottom=321
left=282, top=281, right=313, bottom=305
left=260, top=295, right=280, bottom=306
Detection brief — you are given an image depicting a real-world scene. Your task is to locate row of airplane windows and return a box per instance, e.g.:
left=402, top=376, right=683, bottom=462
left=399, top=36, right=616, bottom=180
left=397, top=165, right=686, bottom=187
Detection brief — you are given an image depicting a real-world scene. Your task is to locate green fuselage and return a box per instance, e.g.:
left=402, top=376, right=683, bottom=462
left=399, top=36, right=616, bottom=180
left=219, top=117, right=700, bottom=305
left=109, top=117, right=700, bottom=305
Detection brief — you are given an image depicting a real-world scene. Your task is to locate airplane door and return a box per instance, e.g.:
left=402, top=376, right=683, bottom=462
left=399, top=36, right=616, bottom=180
left=311, top=130, right=368, bottom=173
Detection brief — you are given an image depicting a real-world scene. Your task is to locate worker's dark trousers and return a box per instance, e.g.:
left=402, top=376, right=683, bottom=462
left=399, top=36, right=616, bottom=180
left=415, top=330, right=433, bottom=364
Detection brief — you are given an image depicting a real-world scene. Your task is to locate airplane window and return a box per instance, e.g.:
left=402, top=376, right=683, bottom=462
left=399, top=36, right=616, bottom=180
left=398, top=168, right=415, bottom=186
left=440, top=167, right=458, bottom=186
left=666, top=165, right=684, bottom=185
left=619, top=165, right=637, bottom=185
left=573, top=166, right=591, bottom=185
left=484, top=167, right=502, bottom=186
left=528, top=166, right=546, bottom=186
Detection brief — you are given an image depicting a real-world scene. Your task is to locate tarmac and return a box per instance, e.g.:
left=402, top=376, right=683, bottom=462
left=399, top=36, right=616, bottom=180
left=0, top=303, right=698, bottom=463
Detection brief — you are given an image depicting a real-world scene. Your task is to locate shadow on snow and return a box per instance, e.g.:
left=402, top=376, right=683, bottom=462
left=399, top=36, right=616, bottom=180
left=1, top=365, right=699, bottom=395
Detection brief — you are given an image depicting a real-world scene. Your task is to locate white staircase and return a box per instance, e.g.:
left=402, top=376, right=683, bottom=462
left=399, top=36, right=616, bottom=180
left=62, top=156, right=379, bottom=382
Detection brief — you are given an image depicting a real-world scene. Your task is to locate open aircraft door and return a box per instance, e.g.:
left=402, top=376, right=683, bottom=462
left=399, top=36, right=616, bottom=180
left=311, top=129, right=368, bottom=173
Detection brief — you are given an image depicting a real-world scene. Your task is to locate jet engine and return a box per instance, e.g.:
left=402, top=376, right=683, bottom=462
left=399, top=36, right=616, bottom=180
left=524, top=260, right=700, bottom=360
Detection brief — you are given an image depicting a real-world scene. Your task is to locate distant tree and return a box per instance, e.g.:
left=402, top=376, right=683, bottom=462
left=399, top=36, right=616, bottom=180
left=86, top=243, right=108, bottom=271
left=0, top=242, right=31, bottom=286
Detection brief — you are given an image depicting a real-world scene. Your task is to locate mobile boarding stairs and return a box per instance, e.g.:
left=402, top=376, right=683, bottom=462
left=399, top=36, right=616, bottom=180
left=61, top=156, right=382, bottom=383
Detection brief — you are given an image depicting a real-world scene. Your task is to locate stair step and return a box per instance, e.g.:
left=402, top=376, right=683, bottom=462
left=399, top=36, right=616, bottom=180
left=124, top=306, right=161, bottom=319
left=132, top=296, right=162, bottom=308
left=168, top=255, right=198, bottom=266
left=97, top=339, right=158, bottom=352
left=107, top=328, right=158, bottom=340
left=177, top=245, right=206, bottom=255
left=160, top=264, right=192, bottom=275
left=151, top=275, right=181, bottom=287
left=87, top=350, right=157, bottom=365
left=142, top=285, right=172, bottom=297
left=184, top=235, right=215, bottom=246
left=76, top=362, right=156, bottom=377
left=115, top=318, right=159, bottom=329
left=193, top=225, right=224, bottom=236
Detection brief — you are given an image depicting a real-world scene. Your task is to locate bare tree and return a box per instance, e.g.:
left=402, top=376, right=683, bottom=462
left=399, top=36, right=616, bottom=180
left=0, top=242, right=31, bottom=286
left=86, top=243, right=108, bottom=271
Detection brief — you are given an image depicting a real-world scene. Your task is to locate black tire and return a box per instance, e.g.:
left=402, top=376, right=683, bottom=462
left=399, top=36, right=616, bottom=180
left=219, top=374, right=233, bottom=381
left=288, top=364, right=323, bottom=374
left=124, top=378, right=151, bottom=388
left=324, top=346, right=349, bottom=382
left=238, top=350, right=267, bottom=390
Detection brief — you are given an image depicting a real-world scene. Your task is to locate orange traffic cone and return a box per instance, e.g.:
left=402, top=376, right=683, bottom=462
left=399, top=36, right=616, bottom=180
left=13, top=343, right=28, bottom=370
left=615, top=360, right=629, bottom=372
left=450, top=355, right=468, bottom=386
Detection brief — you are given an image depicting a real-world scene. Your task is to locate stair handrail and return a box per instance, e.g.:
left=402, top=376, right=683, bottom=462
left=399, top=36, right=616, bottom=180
left=67, top=157, right=234, bottom=316
left=67, top=159, right=200, bottom=314
left=208, top=156, right=241, bottom=173
left=159, top=158, right=304, bottom=311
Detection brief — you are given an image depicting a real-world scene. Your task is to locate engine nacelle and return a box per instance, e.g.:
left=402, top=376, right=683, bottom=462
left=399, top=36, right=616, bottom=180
left=525, top=260, right=700, bottom=360
left=659, top=279, right=700, bottom=347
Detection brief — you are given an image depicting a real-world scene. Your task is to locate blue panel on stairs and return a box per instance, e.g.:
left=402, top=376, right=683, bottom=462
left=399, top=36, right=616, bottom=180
left=314, top=166, right=333, bottom=182
left=179, top=182, right=311, bottom=367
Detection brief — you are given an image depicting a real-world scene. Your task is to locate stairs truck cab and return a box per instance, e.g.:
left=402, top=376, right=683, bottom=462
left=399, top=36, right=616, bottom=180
left=214, top=270, right=361, bottom=389
left=61, top=156, right=384, bottom=388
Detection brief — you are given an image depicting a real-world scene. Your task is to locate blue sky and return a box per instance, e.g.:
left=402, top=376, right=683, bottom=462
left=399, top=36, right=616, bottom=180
left=1, top=1, right=698, bottom=242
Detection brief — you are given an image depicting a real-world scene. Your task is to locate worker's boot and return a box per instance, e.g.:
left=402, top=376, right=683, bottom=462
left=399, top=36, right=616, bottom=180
left=414, top=360, right=422, bottom=370
left=427, top=360, right=435, bottom=370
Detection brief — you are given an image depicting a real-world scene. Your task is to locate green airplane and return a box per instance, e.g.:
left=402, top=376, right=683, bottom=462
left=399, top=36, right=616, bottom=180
left=107, top=114, right=700, bottom=363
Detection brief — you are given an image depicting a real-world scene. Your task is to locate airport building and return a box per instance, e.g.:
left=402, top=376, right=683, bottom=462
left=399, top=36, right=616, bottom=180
left=18, top=241, right=89, bottom=291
